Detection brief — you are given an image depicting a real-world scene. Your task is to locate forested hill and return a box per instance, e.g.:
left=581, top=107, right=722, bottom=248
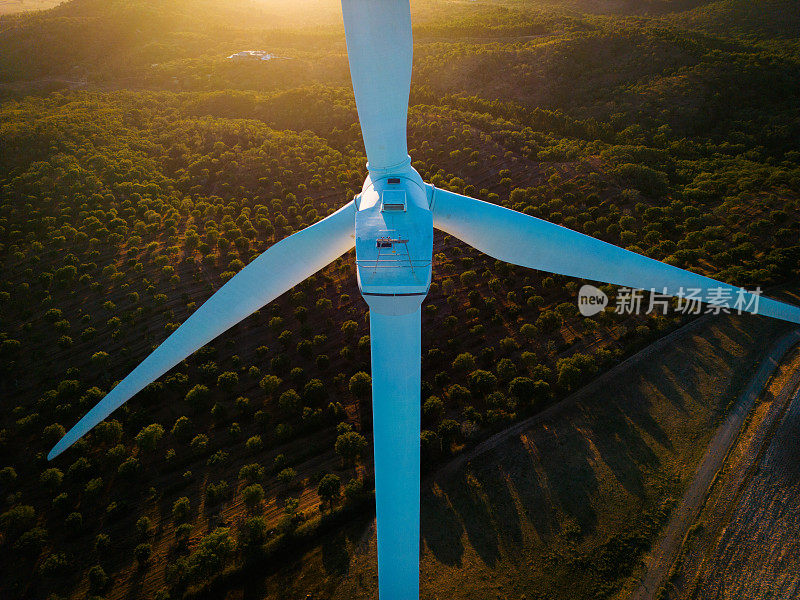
left=0, top=2, right=799, bottom=600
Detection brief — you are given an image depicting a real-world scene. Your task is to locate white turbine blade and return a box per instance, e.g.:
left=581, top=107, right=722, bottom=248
left=341, top=0, right=412, bottom=172
left=431, top=188, right=800, bottom=324
left=370, top=309, right=421, bottom=600
left=49, top=202, right=356, bottom=460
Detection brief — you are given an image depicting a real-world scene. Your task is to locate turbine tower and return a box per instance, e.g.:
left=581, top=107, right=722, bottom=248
left=49, top=1, right=800, bottom=599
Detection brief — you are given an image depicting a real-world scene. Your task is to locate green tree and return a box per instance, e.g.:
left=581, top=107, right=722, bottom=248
left=238, top=516, right=268, bottom=553
left=452, top=352, right=476, bottom=372
left=495, top=358, right=517, bottom=382
left=238, top=463, right=264, bottom=483
left=172, top=497, right=191, bottom=523
left=88, top=565, right=108, bottom=593
left=317, top=473, right=341, bottom=508
left=91, top=351, right=110, bottom=369
left=259, top=374, right=282, bottom=397
left=278, top=389, right=301, bottom=414
left=185, top=528, right=234, bottom=582
left=245, top=435, right=263, bottom=453
left=335, top=431, right=368, bottom=465
left=341, top=320, right=359, bottom=340
left=40, top=468, right=64, bottom=493
left=303, top=378, right=327, bottom=405
left=348, top=371, right=372, bottom=399
left=135, top=423, right=164, bottom=452
left=242, top=484, right=265, bottom=512
left=468, top=369, right=497, bottom=396
left=171, top=416, right=193, bottom=443
left=422, top=396, right=444, bottom=423
left=134, top=543, right=152, bottom=567
left=185, top=384, right=211, bottom=409
left=217, top=371, right=239, bottom=391
left=0, top=505, right=36, bottom=537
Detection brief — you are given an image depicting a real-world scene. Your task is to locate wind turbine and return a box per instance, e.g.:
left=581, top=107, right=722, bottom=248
left=49, top=1, right=800, bottom=598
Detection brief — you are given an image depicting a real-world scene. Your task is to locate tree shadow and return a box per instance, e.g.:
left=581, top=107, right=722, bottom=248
left=439, top=473, right=501, bottom=567
left=420, top=483, right=465, bottom=567
left=577, top=398, right=660, bottom=500
left=519, top=423, right=601, bottom=534
left=322, top=529, right=350, bottom=576
left=489, top=436, right=559, bottom=541
left=472, top=463, right=523, bottom=548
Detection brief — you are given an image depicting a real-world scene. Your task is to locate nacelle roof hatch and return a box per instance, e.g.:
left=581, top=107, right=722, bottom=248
left=381, top=189, right=407, bottom=212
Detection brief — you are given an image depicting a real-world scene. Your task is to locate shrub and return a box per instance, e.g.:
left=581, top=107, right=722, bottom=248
left=259, top=374, right=282, bottom=397
left=460, top=270, right=477, bottom=287
left=117, top=456, right=140, bottom=480
left=509, top=377, right=550, bottom=409
left=43, top=423, right=66, bottom=445
left=495, top=358, right=517, bottom=381
left=94, top=533, right=111, bottom=553
left=0, top=466, right=17, bottom=486
left=438, top=420, right=461, bottom=448
left=344, top=477, right=366, bottom=502
left=303, top=379, right=327, bottom=405
left=499, top=337, right=520, bottom=352
left=65, top=511, right=83, bottom=536
left=95, top=420, right=123, bottom=444
left=520, top=323, right=537, bottom=341
left=84, top=477, right=103, bottom=501
left=39, top=552, right=70, bottom=576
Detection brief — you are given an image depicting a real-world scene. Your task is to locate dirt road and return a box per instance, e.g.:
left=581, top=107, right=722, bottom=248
left=629, top=328, right=800, bottom=600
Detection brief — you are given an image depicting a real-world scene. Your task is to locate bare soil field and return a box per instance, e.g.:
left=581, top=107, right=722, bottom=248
left=664, top=345, right=800, bottom=600
left=205, top=301, right=800, bottom=600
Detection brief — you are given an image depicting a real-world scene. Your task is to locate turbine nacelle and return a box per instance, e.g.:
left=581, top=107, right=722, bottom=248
left=355, top=164, right=433, bottom=316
